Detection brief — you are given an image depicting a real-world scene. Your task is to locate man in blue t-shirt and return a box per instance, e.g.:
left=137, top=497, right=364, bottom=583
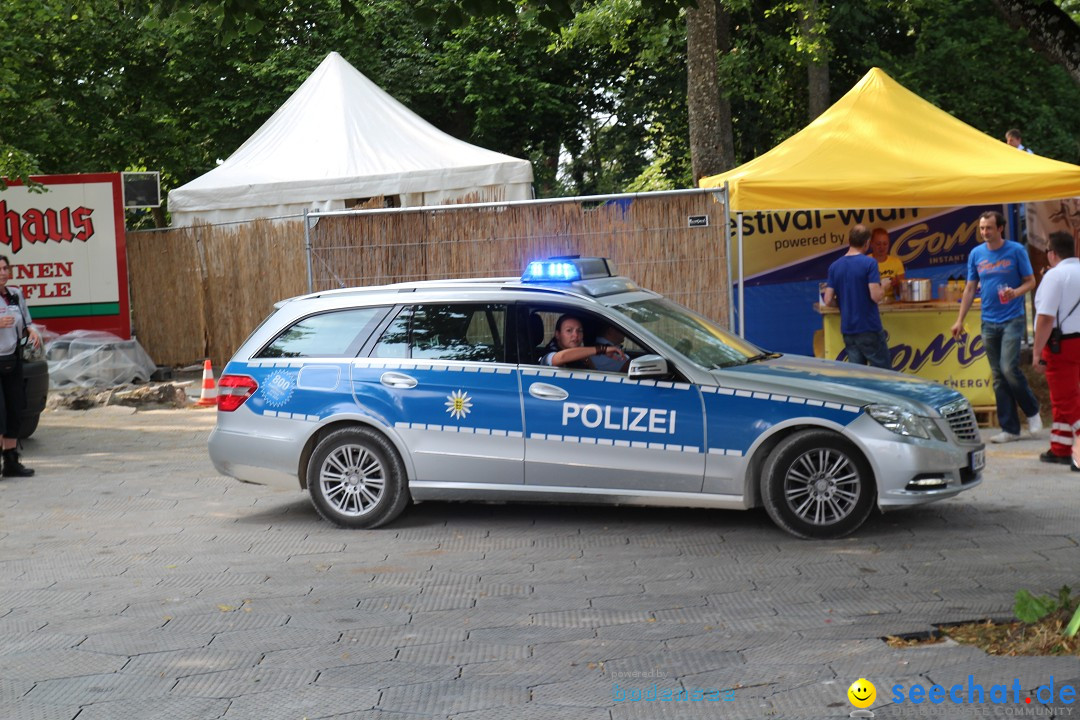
left=951, top=210, right=1041, bottom=443
left=823, top=224, right=890, bottom=368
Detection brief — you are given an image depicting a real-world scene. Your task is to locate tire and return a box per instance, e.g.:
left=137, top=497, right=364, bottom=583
left=17, top=413, right=39, bottom=440
left=306, top=427, right=410, bottom=529
left=20, top=359, right=48, bottom=439
left=761, top=429, right=875, bottom=539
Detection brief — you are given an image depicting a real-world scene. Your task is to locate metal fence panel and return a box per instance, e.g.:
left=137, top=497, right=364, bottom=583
left=308, top=190, right=728, bottom=323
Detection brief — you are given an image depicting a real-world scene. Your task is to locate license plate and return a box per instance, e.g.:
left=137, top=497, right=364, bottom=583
left=970, top=449, right=985, bottom=472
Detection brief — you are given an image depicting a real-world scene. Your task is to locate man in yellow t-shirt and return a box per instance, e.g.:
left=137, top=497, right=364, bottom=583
left=870, top=227, right=905, bottom=299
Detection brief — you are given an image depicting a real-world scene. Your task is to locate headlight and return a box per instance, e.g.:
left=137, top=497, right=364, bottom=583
left=866, top=404, right=945, bottom=441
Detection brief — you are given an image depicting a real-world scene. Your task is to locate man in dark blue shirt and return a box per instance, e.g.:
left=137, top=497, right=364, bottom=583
left=823, top=225, right=890, bottom=369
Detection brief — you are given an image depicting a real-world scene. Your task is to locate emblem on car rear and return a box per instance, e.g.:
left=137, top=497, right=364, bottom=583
left=263, top=370, right=296, bottom=408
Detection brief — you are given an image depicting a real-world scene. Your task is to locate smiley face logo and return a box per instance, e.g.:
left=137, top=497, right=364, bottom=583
left=847, top=678, right=876, bottom=708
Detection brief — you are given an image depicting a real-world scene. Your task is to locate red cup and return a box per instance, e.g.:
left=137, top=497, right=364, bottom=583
left=998, top=285, right=1009, bottom=303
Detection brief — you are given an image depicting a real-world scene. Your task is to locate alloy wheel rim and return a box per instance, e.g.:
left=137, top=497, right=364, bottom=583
left=783, top=448, right=860, bottom=525
left=319, top=444, right=385, bottom=516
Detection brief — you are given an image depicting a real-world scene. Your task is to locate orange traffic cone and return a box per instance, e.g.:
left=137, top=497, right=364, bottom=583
left=196, top=359, right=218, bottom=407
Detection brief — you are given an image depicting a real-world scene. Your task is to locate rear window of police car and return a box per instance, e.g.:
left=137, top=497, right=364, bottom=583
left=371, top=304, right=507, bottom=362
left=258, top=307, right=388, bottom=358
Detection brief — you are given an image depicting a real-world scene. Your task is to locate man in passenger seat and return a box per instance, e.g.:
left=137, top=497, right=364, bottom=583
left=592, top=325, right=630, bottom=372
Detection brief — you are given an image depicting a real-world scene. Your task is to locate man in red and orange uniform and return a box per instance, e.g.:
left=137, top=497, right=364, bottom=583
left=1032, top=231, right=1080, bottom=469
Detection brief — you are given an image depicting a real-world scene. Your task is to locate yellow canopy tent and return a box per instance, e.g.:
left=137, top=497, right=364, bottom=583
left=699, top=67, right=1080, bottom=210
left=699, top=67, right=1080, bottom=335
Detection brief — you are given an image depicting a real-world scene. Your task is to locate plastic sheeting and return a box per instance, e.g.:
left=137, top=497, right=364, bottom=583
left=46, top=330, right=157, bottom=389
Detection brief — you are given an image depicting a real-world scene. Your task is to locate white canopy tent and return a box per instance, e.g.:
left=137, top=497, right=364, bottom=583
left=169, top=52, right=534, bottom=226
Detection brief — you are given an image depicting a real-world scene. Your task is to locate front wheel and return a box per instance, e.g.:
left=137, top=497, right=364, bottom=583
left=307, top=427, right=410, bottom=529
left=761, top=429, right=875, bottom=539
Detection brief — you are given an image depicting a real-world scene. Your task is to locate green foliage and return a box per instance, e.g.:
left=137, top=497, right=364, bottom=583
left=409, top=10, right=584, bottom=195
left=625, top=153, right=680, bottom=192
left=0, top=145, right=45, bottom=193
left=830, top=0, right=1080, bottom=163
left=1013, top=585, right=1080, bottom=642
left=1, top=0, right=1078, bottom=209
left=555, top=0, right=691, bottom=193
left=1060, top=0, right=1080, bottom=24
left=1014, top=589, right=1059, bottom=623
left=1014, top=586, right=1073, bottom=624
left=0, top=0, right=593, bottom=202
left=411, top=0, right=696, bottom=31
left=1067, top=605, right=1080, bottom=639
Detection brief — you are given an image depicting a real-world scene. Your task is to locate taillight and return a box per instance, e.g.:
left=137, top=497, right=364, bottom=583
left=217, top=375, right=258, bottom=412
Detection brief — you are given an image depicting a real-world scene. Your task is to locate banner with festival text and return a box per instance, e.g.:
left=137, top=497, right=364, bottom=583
left=734, top=204, right=1002, bottom=357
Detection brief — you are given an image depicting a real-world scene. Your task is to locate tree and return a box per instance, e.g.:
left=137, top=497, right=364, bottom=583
left=990, top=0, right=1080, bottom=85
left=400, top=0, right=699, bottom=32
left=844, top=0, right=1080, bottom=162
left=0, top=0, right=599, bottom=201
left=154, top=0, right=701, bottom=42
left=149, top=0, right=708, bottom=191
left=800, top=0, right=831, bottom=120
left=4, top=0, right=1080, bottom=209
left=0, top=145, right=43, bottom=192
left=0, top=2, right=52, bottom=191
left=554, top=1, right=695, bottom=191
left=686, top=0, right=727, bottom=181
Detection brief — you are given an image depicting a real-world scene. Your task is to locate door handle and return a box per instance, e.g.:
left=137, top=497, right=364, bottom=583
left=529, top=382, right=568, bottom=401
left=380, top=371, right=418, bottom=389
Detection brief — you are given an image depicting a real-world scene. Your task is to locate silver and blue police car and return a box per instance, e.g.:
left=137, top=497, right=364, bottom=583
left=208, top=257, right=984, bottom=539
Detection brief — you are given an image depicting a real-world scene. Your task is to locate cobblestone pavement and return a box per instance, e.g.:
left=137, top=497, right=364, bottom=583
left=0, top=406, right=1077, bottom=720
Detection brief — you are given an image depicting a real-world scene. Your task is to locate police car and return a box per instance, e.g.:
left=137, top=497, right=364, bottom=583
left=208, top=257, right=984, bottom=539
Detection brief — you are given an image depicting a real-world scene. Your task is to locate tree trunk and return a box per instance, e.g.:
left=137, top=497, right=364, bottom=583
left=990, top=0, right=1080, bottom=85
left=803, top=0, right=830, bottom=121
left=717, top=5, right=735, bottom=169
left=687, top=0, right=734, bottom=184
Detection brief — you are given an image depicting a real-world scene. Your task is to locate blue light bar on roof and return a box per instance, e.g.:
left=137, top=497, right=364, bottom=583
left=523, top=260, right=580, bottom=282
left=521, top=256, right=615, bottom=283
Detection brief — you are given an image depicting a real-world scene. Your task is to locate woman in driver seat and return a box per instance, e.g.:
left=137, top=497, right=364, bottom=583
left=540, top=314, right=626, bottom=370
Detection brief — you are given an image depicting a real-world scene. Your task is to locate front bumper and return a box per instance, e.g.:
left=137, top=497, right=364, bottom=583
left=846, top=413, right=984, bottom=509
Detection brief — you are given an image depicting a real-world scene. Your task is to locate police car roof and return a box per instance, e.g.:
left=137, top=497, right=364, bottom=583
left=282, top=274, right=644, bottom=307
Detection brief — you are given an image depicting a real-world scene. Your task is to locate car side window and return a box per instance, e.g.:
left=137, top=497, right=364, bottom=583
left=519, top=306, right=648, bottom=371
left=257, top=307, right=387, bottom=358
left=371, top=304, right=507, bottom=362
left=370, top=308, right=411, bottom=359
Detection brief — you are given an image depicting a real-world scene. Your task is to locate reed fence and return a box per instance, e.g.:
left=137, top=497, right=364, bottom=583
left=128, top=220, right=306, bottom=370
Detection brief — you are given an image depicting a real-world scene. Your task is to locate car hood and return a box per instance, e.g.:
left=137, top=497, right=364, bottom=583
left=714, top=355, right=963, bottom=415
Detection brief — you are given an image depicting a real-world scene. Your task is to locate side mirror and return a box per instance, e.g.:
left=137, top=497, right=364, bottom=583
left=628, top=354, right=669, bottom=379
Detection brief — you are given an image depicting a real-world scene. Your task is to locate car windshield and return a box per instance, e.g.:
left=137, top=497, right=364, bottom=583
left=611, top=297, right=768, bottom=370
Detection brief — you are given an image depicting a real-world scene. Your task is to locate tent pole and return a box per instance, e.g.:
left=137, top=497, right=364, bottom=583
left=737, top=212, right=745, bottom=338
left=722, top=183, right=734, bottom=331
left=304, top=209, right=314, bottom=294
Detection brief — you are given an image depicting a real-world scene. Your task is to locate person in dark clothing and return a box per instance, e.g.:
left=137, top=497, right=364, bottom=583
left=0, top=255, right=40, bottom=477
left=823, top=225, right=891, bottom=369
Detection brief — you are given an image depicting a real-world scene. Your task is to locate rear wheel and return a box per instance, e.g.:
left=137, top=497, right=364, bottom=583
left=306, top=427, right=409, bottom=529
left=761, top=429, right=875, bottom=539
